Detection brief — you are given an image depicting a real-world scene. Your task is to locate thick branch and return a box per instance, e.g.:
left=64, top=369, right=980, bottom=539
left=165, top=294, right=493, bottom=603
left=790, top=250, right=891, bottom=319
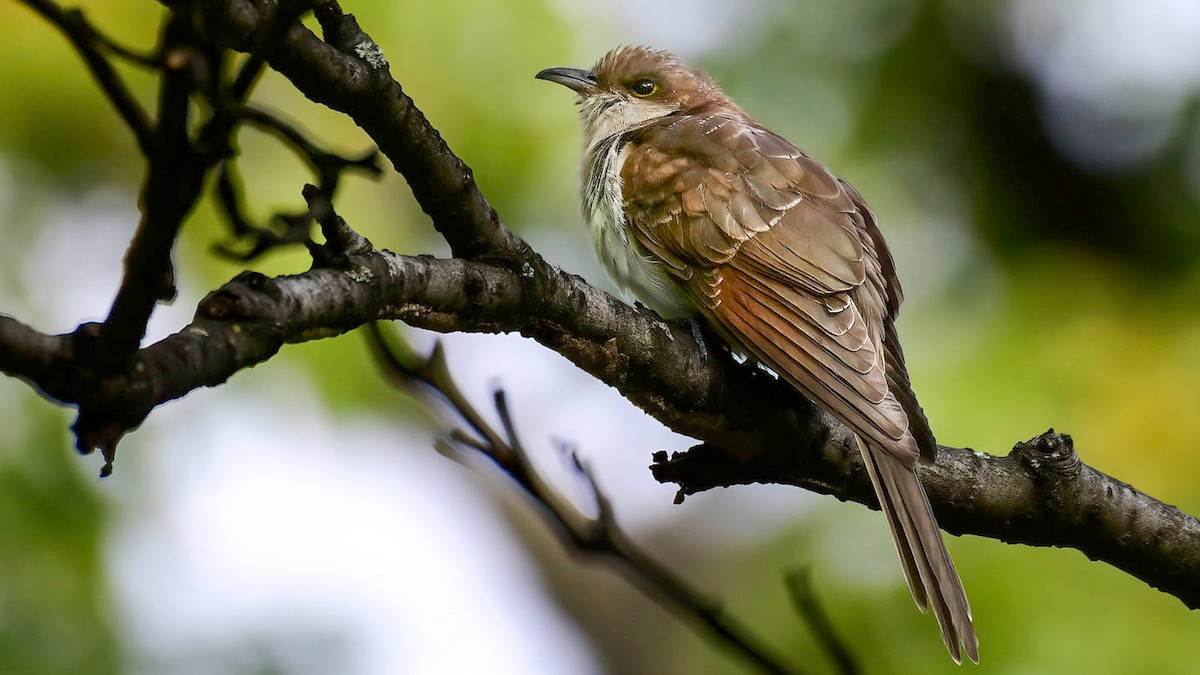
left=2, top=245, right=1197, bottom=606
left=95, top=12, right=203, bottom=364
left=653, top=428, right=1200, bottom=609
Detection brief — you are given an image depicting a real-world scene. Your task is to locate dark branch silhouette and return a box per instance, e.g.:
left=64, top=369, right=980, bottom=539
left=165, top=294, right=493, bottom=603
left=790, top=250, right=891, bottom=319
left=4, top=0, right=1200, bottom=644
left=21, top=0, right=153, bottom=151
left=365, top=322, right=833, bottom=675
left=787, top=569, right=859, bottom=675
left=213, top=105, right=381, bottom=260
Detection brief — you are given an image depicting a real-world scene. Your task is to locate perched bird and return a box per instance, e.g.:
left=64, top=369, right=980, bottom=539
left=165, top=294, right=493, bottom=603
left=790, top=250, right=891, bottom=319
left=536, top=46, right=978, bottom=663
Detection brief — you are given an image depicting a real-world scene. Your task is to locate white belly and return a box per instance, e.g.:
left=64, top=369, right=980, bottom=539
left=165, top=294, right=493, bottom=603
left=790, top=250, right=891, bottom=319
left=581, top=136, right=695, bottom=319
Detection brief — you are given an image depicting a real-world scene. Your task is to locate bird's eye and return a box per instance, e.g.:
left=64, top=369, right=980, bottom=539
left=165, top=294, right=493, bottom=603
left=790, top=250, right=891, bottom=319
left=630, top=79, right=657, bottom=97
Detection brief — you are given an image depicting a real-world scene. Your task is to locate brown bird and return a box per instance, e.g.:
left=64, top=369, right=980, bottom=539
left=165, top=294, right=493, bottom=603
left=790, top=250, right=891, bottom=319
left=537, top=46, right=978, bottom=663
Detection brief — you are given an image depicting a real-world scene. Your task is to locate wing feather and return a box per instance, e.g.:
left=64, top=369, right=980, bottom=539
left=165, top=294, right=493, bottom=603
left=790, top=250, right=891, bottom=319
left=711, top=265, right=916, bottom=457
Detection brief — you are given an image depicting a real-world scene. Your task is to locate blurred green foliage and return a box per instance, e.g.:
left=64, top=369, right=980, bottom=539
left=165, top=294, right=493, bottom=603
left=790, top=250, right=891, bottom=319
left=1, top=0, right=1198, bottom=673
left=0, top=400, right=120, bottom=675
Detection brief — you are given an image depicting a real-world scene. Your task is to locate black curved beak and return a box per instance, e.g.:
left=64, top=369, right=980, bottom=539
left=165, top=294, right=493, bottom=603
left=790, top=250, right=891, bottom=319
left=535, top=67, right=598, bottom=94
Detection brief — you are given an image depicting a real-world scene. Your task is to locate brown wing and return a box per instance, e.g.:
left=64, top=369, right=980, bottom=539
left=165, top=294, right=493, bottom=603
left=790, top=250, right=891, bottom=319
left=621, top=109, right=932, bottom=465
left=621, top=109, right=976, bottom=662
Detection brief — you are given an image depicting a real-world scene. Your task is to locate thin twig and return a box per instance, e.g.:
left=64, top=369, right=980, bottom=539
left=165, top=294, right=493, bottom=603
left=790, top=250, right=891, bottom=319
left=301, top=183, right=374, bottom=264
left=69, top=8, right=160, bottom=67
left=214, top=161, right=256, bottom=238
left=364, top=322, right=816, bottom=675
left=233, top=105, right=381, bottom=180
left=228, top=0, right=316, bottom=102
left=18, top=0, right=154, bottom=152
left=365, top=326, right=507, bottom=453
left=228, top=50, right=269, bottom=105
left=213, top=106, right=380, bottom=260
left=213, top=159, right=315, bottom=260
left=787, top=569, right=860, bottom=675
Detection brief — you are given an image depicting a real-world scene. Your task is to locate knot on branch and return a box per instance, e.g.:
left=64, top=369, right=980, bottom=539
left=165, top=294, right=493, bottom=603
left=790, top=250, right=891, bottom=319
left=196, top=271, right=281, bottom=322
left=1012, top=429, right=1080, bottom=483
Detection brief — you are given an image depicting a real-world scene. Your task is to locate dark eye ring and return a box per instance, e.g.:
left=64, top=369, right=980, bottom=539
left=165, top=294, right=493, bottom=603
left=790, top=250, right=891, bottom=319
left=631, top=79, right=657, bottom=97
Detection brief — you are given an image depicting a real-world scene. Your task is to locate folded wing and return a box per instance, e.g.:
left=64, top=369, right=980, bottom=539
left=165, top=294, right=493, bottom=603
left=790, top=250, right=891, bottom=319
left=621, top=109, right=928, bottom=465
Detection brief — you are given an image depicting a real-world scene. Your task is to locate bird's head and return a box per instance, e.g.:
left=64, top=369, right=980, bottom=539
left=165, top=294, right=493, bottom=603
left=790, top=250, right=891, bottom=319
left=536, top=46, right=731, bottom=145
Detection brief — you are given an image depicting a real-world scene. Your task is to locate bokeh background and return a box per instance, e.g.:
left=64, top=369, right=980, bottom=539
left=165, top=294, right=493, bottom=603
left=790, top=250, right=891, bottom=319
left=2, top=0, right=1199, bottom=673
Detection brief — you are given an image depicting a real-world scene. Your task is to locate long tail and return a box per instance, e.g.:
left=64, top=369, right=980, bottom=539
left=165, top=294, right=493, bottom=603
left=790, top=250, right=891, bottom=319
left=856, top=435, right=979, bottom=664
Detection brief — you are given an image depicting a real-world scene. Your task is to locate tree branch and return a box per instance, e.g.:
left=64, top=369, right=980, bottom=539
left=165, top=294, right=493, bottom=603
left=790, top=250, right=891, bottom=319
left=213, top=105, right=380, bottom=260
left=226, top=0, right=316, bottom=103
left=3, top=0, right=1197, bottom=625
left=94, top=10, right=203, bottom=364
left=3, top=206, right=1197, bottom=605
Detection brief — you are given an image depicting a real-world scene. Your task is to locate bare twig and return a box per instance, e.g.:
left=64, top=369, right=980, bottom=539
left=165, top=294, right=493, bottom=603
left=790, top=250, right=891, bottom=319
left=301, top=183, right=374, bottom=263
left=213, top=161, right=261, bottom=242
left=17, top=0, right=153, bottom=152
left=76, top=2, right=352, bottom=372
left=84, top=17, right=159, bottom=67
left=232, top=106, right=381, bottom=181
left=787, top=569, right=860, bottom=675
left=205, top=0, right=535, bottom=262
left=213, top=106, right=380, bottom=260
left=364, top=322, right=812, bottom=675
left=17, top=8, right=213, bottom=468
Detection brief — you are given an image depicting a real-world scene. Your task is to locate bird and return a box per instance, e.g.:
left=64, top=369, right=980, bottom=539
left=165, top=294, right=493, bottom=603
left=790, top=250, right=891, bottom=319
left=536, top=46, right=978, bottom=663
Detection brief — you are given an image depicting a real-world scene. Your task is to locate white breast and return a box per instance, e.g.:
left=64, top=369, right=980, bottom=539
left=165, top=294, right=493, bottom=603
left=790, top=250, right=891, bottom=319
left=580, top=134, right=695, bottom=319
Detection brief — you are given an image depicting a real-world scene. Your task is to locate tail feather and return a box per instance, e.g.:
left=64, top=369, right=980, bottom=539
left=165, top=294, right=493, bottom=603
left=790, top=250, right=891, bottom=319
left=856, top=435, right=979, bottom=664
